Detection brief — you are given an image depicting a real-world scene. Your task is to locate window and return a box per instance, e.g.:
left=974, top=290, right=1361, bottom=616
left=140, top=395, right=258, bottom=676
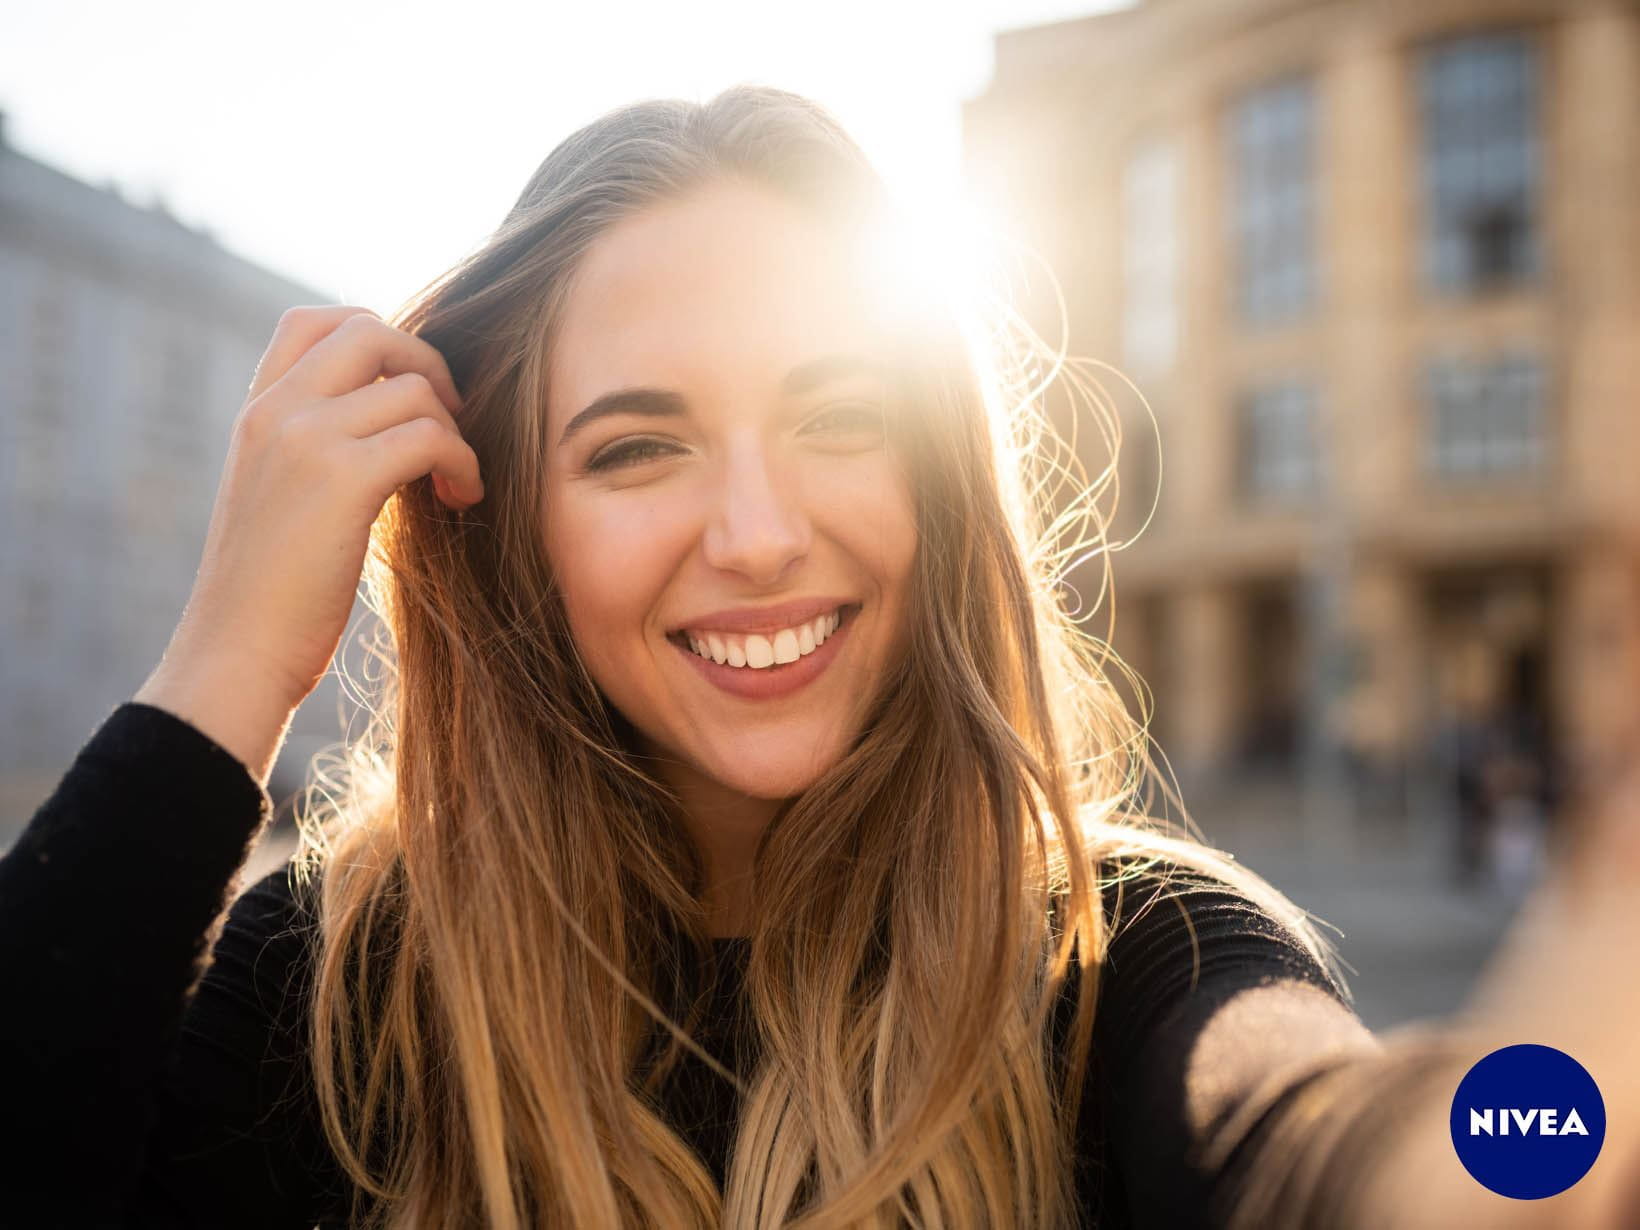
left=1425, top=352, right=1547, bottom=478
left=1228, top=75, right=1317, bottom=326
left=1238, top=380, right=1321, bottom=501
left=1419, top=31, right=1542, bottom=292
left=1121, top=139, right=1180, bottom=375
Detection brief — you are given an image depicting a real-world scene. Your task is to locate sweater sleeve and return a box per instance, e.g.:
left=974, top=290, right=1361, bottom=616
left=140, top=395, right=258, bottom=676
left=0, top=701, right=338, bottom=1229
left=1081, top=855, right=1419, bottom=1229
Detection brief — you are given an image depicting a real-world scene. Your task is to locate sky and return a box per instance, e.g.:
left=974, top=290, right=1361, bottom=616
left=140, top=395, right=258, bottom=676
left=0, top=0, right=1129, bottom=313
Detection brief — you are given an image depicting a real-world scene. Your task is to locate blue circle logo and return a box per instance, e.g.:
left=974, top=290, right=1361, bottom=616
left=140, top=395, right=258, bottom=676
left=1450, top=1044, right=1605, bottom=1199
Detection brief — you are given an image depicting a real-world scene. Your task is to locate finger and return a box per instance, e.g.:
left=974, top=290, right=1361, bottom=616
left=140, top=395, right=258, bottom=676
left=248, top=305, right=380, bottom=403
left=280, top=313, right=462, bottom=415
left=354, top=415, right=484, bottom=508
left=327, top=371, right=465, bottom=447
left=324, top=374, right=482, bottom=506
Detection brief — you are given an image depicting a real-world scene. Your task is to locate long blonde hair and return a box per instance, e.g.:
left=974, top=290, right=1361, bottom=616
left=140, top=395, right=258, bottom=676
left=290, top=85, right=1349, bottom=1228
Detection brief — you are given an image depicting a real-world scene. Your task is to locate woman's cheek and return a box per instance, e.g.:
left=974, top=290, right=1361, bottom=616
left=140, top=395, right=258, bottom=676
left=552, top=489, right=680, bottom=626
left=836, top=456, right=916, bottom=548
left=804, top=450, right=902, bottom=512
left=580, top=480, right=698, bottom=550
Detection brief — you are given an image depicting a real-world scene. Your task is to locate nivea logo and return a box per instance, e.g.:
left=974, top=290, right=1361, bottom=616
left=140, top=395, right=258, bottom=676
left=1468, top=1107, right=1589, bottom=1136
left=1450, top=1044, right=1605, bottom=1199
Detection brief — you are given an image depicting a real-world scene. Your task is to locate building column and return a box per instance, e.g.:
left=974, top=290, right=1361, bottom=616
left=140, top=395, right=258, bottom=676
left=1552, top=549, right=1640, bottom=808
left=1173, top=98, right=1230, bottom=527
left=1557, top=6, right=1640, bottom=524
left=1167, top=584, right=1240, bottom=785
left=1337, top=562, right=1425, bottom=834
left=1321, top=29, right=1410, bottom=522
left=1549, top=6, right=1640, bottom=858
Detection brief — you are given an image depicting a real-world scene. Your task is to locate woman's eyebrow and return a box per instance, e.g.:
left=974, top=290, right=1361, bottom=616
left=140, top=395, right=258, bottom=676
left=781, top=353, right=891, bottom=397
left=558, top=388, right=684, bottom=447
left=557, top=353, right=890, bottom=447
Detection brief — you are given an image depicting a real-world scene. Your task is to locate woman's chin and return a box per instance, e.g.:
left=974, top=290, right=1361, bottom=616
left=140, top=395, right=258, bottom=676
left=698, top=743, right=843, bottom=801
left=712, top=767, right=823, bottom=802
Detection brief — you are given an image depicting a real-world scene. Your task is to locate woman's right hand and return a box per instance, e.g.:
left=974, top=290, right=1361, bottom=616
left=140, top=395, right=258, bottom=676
left=137, top=305, right=484, bottom=780
left=1423, top=752, right=1640, bottom=1228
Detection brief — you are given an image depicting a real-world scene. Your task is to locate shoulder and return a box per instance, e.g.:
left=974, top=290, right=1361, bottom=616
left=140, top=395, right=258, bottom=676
left=1064, top=841, right=1382, bottom=1228
left=1069, top=837, right=1353, bottom=1057
left=146, top=859, right=347, bottom=1223
left=1103, top=849, right=1343, bottom=976
left=188, top=860, right=326, bottom=1038
left=222, top=859, right=324, bottom=958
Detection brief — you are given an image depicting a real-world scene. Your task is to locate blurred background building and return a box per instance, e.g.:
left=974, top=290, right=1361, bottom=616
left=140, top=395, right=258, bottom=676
left=965, top=0, right=1640, bottom=894
left=0, top=111, right=345, bottom=844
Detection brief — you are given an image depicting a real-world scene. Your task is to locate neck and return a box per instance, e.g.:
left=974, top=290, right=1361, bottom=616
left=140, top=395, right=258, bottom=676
left=658, top=759, right=782, bottom=939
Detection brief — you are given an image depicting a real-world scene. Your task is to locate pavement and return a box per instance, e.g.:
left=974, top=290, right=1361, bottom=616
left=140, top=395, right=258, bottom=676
left=1185, top=782, right=1538, bottom=1032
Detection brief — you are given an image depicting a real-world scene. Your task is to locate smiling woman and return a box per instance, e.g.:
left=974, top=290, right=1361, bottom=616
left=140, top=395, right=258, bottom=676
left=542, top=179, right=919, bottom=856
left=7, top=82, right=1620, bottom=1230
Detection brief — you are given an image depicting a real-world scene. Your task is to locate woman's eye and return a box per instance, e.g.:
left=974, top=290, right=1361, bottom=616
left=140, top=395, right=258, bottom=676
left=806, top=402, right=886, bottom=434
left=585, top=438, right=679, bottom=472
left=584, top=405, right=884, bottom=472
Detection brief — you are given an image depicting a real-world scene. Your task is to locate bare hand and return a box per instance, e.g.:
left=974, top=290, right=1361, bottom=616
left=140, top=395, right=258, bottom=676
left=1453, top=752, right=1640, bottom=1226
left=163, top=305, right=484, bottom=712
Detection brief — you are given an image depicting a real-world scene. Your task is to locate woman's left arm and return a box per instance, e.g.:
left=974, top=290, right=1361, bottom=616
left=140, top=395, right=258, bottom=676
left=1215, top=761, right=1640, bottom=1230
left=1161, top=981, right=1533, bottom=1229
left=1094, top=855, right=1636, bottom=1229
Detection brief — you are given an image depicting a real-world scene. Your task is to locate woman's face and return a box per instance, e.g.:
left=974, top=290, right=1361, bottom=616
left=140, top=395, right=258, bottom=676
left=542, top=177, right=918, bottom=803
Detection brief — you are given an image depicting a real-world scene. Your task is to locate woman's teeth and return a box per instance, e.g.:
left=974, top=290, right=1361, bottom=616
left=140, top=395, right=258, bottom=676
left=684, top=608, right=842, bottom=669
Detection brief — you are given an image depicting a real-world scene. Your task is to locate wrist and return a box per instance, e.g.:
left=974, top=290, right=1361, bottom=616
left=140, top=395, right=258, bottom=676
left=134, top=650, right=299, bottom=787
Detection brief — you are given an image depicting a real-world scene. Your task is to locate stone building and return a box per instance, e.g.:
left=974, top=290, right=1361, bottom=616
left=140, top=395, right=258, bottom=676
left=964, top=0, right=1640, bottom=836
left=0, top=113, right=348, bottom=836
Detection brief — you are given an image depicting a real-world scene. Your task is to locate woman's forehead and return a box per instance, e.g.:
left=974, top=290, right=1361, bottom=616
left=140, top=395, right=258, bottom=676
left=547, top=184, right=895, bottom=419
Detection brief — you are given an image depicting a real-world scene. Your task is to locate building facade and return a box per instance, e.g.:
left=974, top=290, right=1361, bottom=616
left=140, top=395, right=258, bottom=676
left=0, top=114, right=347, bottom=833
left=964, top=0, right=1640, bottom=830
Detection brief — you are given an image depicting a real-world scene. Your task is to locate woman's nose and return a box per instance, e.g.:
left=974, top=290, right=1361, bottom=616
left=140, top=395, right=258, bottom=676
left=701, top=439, right=811, bottom=586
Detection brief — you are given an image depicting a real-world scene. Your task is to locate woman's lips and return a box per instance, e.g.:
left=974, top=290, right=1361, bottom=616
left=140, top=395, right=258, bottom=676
left=668, top=605, right=857, bottom=701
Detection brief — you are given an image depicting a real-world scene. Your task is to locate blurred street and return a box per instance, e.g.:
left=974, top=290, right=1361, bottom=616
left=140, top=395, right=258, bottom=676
left=1195, top=779, right=1531, bottom=1033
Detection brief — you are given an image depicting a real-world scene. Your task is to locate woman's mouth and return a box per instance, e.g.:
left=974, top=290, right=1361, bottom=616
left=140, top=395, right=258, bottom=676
left=665, top=603, right=861, bottom=700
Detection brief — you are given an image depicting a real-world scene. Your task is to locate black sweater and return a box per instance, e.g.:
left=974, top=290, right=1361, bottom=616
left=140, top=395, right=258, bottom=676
left=0, top=701, right=1446, bottom=1228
